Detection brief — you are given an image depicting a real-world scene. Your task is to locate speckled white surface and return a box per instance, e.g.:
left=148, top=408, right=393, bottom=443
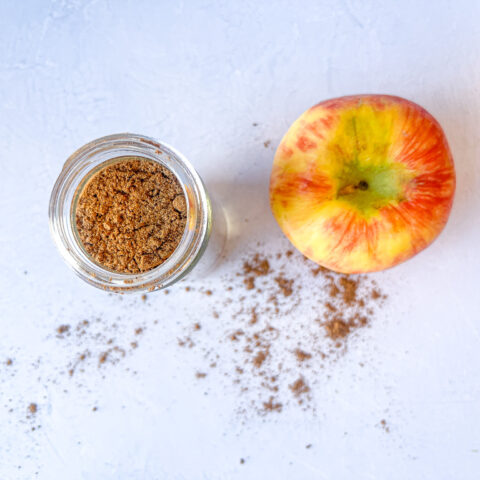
left=1, top=1, right=480, bottom=479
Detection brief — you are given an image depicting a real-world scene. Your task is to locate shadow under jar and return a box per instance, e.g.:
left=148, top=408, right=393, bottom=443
left=49, top=133, right=226, bottom=293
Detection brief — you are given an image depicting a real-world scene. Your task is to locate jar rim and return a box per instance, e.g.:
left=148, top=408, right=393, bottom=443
left=49, top=133, right=211, bottom=293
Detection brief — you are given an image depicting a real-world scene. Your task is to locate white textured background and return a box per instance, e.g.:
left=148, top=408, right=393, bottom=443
left=1, top=1, right=480, bottom=479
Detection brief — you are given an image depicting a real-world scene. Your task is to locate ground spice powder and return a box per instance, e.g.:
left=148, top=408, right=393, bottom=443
left=43, top=245, right=387, bottom=420
left=75, top=157, right=186, bottom=274
left=177, top=248, right=387, bottom=415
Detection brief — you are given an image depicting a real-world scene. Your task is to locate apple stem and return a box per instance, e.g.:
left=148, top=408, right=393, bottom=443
left=338, top=181, right=369, bottom=196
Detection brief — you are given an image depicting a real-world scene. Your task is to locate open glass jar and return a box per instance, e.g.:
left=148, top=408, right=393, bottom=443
left=49, top=133, right=226, bottom=293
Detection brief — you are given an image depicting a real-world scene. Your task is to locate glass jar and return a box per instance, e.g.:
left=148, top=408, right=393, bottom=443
left=49, top=133, right=226, bottom=293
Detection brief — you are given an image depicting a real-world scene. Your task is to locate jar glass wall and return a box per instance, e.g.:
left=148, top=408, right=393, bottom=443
left=49, top=133, right=225, bottom=293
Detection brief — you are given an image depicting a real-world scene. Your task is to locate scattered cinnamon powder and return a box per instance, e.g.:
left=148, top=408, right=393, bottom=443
left=28, top=403, right=37, bottom=415
left=230, top=330, right=244, bottom=341
left=56, top=324, right=70, bottom=337
left=175, top=248, right=388, bottom=415
left=75, top=157, right=187, bottom=274
left=320, top=273, right=374, bottom=345
left=98, top=346, right=126, bottom=367
left=249, top=308, right=258, bottom=325
left=380, top=419, right=390, bottom=433
left=27, top=244, right=387, bottom=422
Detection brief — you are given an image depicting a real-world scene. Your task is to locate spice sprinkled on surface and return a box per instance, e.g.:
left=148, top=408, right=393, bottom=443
left=20, top=244, right=388, bottom=421
left=171, top=247, right=387, bottom=415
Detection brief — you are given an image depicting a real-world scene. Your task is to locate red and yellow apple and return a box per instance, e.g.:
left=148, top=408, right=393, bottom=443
left=270, top=95, right=456, bottom=273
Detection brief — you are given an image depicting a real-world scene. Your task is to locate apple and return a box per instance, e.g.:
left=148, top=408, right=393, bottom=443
left=270, top=95, right=456, bottom=273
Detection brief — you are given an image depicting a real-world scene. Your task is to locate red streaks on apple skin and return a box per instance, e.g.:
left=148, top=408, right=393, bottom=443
left=395, top=111, right=451, bottom=172
left=327, top=211, right=358, bottom=254
left=313, top=94, right=420, bottom=115
left=388, top=170, right=454, bottom=234
left=305, top=123, right=324, bottom=140
left=367, top=96, right=389, bottom=110
left=324, top=212, right=379, bottom=258
left=321, top=210, right=405, bottom=272
left=318, top=98, right=346, bottom=110
left=304, top=117, right=335, bottom=139
left=272, top=172, right=331, bottom=198
left=296, top=135, right=317, bottom=152
left=270, top=167, right=332, bottom=207
left=279, top=143, right=294, bottom=158
left=407, top=167, right=455, bottom=203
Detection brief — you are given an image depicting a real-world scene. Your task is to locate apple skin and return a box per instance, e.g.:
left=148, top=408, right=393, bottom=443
left=270, top=95, right=456, bottom=273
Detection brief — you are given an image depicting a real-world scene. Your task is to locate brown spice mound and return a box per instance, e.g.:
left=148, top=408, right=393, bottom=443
left=243, top=254, right=270, bottom=276
left=371, top=289, right=382, bottom=300
left=338, top=277, right=359, bottom=305
left=324, top=318, right=351, bottom=340
left=252, top=350, right=268, bottom=368
left=294, top=348, right=312, bottom=362
left=263, top=396, right=282, bottom=412
left=75, top=157, right=187, bottom=274
left=242, top=254, right=270, bottom=290
left=244, top=276, right=255, bottom=290
left=289, top=376, right=310, bottom=398
left=274, top=275, right=294, bottom=297
left=317, top=268, right=378, bottom=347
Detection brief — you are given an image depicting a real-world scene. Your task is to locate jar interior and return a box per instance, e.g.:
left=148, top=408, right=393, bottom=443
left=70, top=155, right=190, bottom=275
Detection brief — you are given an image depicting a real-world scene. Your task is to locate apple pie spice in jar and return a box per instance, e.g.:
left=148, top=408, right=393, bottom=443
left=49, top=134, right=226, bottom=293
